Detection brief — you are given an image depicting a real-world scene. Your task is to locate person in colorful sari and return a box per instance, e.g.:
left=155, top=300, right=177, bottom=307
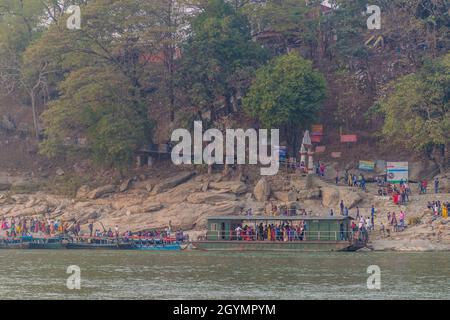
left=442, top=203, right=448, bottom=219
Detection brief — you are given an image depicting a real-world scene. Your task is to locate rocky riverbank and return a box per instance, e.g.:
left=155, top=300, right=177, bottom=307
left=0, top=167, right=449, bottom=251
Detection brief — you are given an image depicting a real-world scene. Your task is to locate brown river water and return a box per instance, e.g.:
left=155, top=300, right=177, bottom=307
left=0, top=250, right=449, bottom=299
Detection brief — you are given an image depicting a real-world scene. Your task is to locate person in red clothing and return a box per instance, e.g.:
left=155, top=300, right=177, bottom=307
left=393, top=192, right=399, bottom=205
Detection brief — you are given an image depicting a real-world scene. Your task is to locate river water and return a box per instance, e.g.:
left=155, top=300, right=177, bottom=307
left=0, top=250, right=448, bottom=299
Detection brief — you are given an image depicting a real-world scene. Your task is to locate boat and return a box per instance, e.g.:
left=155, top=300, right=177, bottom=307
left=191, top=216, right=368, bottom=252
left=66, top=237, right=121, bottom=250
left=29, top=237, right=66, bottom=249
left=119, top=239, right=182, bottom=251
left=0, top=237, right=31, bottom=249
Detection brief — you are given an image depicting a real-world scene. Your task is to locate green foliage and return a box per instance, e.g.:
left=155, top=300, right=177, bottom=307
left=32, top=0, right=164, bottom=167
left=244, top=0, right=320, bottom=53
left=177, top=0, right=267, bottom=119
left=243, top=52, right=327, bottom=129
left=378, top=53, right=450, bottom=170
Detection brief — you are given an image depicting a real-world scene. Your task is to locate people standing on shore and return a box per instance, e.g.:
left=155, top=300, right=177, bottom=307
left=88, top=222, right=94, bottom=237
left=370, top=205, right=376, bottom=229
left=434, top=178, right=439, bottom=194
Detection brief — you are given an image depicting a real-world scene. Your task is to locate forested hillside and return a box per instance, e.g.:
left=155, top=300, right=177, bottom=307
left=0, top=0, right=448, bottom=172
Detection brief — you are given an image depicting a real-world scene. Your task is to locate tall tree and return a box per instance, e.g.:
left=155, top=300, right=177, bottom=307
left=177, top=0, right=267, bottom=123
left=243, top=52, right=327, bottom=154
left=377, top=53, right=450, bottom=172
left=35, top=0, right=167, bottom=167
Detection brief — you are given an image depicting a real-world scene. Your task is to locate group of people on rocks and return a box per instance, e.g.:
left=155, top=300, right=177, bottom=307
left=391, top=180, right=411, bottom=205
left=385, top=211, right=407, bottom=232
left=342, top=171, right=367, bottom=191
left=419, top=178, right=441, bottom=194
left=427, top=200, right=449, bottom=218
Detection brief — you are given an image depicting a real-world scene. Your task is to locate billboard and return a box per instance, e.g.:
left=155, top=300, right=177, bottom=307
left=315, top=146, right=326, bottom=153
left=359, top=160, right=375, bottom=171
left=331, top=152, right=342, bottom=158
left=386, top=162, right=408, bottom=183
left=311, top=124, right=324, bottom=136
left=340, top=135, right=358, bottom=143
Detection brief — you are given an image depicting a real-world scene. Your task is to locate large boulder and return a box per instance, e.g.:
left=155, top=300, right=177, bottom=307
left=209, top=181, right=247, bottom=194
left=151, top=171, right=195, bottom=194
left=88, top=185, right=116, bottom=199
left=321, top=187, right=340, bottom=207
left=127, top=202, right=163, bottom=215
left=297, top=188, right=321, bottom=200
left=76, top=185, right=90, bottom=199
left=187, top=191, right=237, bottom=204
left=321, top=186, right=363, bottom=209
left=154, top=182, right=200, bottom=204
left=340, top=189, right=364, bottom=209
left=119, top=178, right=133, bottom=192
left=254, top=178, right=271, bottom=202
left=273, top=191, right=298, bottom=202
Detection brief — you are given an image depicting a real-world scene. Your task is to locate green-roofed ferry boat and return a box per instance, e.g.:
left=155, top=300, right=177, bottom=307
left=192, top=216, right=367, bottom=252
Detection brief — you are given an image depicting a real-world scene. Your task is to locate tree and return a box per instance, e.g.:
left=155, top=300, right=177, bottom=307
left=0, top=0, right=49, bottom=137
left=34, top=0, right=167, bottom=167
left=177, top=0, right=267, bottom=123
left=378, top=53, right=450, bottom=172
left=243, top=52, right=327, bottom=153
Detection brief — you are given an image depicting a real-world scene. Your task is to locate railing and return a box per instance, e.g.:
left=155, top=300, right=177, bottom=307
left=205, top=230, right=368, bottom=243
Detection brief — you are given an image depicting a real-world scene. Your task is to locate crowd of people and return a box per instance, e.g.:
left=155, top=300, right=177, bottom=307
left=427, top=200, right=449, bottom=218
left=234, top=222, right=309, bottom=242
left=0, top=216, right=186, bottom=241
left=0, top=217, right=72, bottom=238
left=342, top=171, right=367, bottom=191
left=232, top=218, right=368, bottom=243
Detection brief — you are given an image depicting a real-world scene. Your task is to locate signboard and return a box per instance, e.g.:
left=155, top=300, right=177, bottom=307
left=311, top=124, right=324, bottom=136
left=359, top=160, right=375, bottom=171
left=386, top=162, right=408, bottom=183
left=315, top=146, right=326, bottom=153
left=311, top=135, right=322, bottom=143
left=340, top=135, right=358, bottom=143
left=331, top=152, right=342, bottom=158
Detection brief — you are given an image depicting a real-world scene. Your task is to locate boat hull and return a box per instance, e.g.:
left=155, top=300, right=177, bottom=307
left=191, top=240, right=364, bottom=252
left=0, top=242, right=31, bottom=249
left=66, top=242, right=120, bottom=250
left=29, top=242, right=65, bottom=250
left=130, top=244, right=181, bottom=251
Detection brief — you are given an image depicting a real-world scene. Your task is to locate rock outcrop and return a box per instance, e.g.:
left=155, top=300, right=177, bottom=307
left=88, top=185, right=117, bottom=199
left=209, top=181, right=247, bottom=194
left=151, top=171, right=195, bottom=194
left=321, top=186, right=363, bottom=209
left=187, top=191, right=237, bottom=204
left=253, top=178, right=270, bottom=201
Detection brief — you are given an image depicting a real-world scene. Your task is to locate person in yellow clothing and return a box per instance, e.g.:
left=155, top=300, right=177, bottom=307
left=442, top=203, right=448, bottom=219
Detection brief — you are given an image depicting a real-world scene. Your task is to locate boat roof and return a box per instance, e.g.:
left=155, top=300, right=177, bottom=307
left=207, top=215, right=353, bottom=221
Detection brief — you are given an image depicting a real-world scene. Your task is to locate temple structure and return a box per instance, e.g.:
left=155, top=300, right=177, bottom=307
left=299, top=130, right=314, bottom=174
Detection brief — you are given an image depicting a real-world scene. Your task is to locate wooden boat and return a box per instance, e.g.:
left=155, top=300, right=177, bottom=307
left=119, top=239, right=181, bottom=251
left=191, top=216, right=368, bottom=252
left=0, top=238, right=31, bottom=249
left=128, top=243, right=181, bottom=251
left=29, top=237, right=66, bottom=249
left=66, top=242, right=121, bottom=249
